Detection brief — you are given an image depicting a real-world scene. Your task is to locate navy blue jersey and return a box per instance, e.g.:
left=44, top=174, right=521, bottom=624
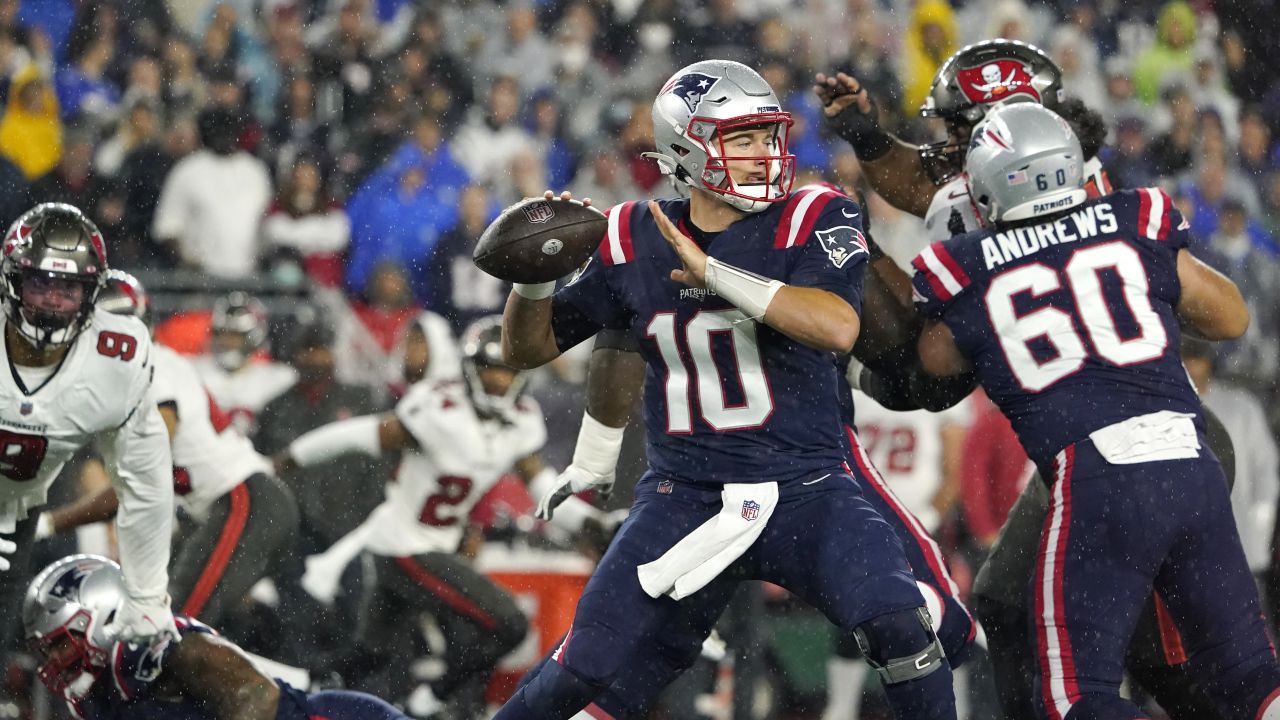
left=552, top=187, right=870, bottom=484
left=72, top=616, right=319, bottom=720
left=912, top=187, right=1201, bottom=468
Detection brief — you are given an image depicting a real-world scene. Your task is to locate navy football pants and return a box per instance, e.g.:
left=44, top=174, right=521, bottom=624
left=495, top=469, right=955, bottom=720
left=1033, top=440, right=1280, bottom=720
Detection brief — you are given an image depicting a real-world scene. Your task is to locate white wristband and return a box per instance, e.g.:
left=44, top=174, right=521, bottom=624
left=289, top=415, right=382, bottom=467
left=572, top=412, right=627, bottom=477
left=514, top=281, right=556, bottom=300
left=704, top=257, right=784, bottom=320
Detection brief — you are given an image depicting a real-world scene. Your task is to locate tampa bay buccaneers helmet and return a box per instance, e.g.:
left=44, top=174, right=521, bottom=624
left=1, top=203, right=108, bottom=350
left=98, top=270, right=149, bottom=322
left=918, top=39, right=1064, bottom=184
left=460, top=315, right=527, bottom=420
left=210, top=291, right=268, bottom=371
left=647, top=59, right=795, bottom=213
left=23, top=555, right=125, bottom=702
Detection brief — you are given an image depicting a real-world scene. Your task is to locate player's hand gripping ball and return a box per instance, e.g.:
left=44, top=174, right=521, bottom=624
left=472, top=195, right=607, bottom=283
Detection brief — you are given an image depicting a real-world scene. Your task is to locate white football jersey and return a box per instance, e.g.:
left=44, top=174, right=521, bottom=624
left=361, top=380, right=546, bottom=556
left=0, top=309, right=173, bottom=601
left=193, top=357, right=297, bottom=437
left=923, top=158, right=1109, bottom=243
left=152, top=345, right=272, bottom=519
left=851, top=389, right=970, bottom=533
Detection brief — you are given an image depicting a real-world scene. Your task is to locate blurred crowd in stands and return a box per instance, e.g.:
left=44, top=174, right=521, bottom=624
left=4, top=0, right=1280, bottom=717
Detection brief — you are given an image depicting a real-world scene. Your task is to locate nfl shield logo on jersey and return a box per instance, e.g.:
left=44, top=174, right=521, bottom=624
left=741, top=500, right=761, bottom=521
left=523, top=201, right=556, bottom=224
left=657, top=479, right=674, bottom=495
left=19, top=402, right=32, bottom=415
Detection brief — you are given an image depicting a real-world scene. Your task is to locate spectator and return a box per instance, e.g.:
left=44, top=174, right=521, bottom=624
left=261, top=155, right=350, bottom=289
left=0, top=64, right=61, bottom=180
left=572, top=144, right=642, bottom=210
left=1182, top=338, right=1278, bottom=581
left=113, top=111, right=195, bottom=268
left=450, top=75, right=535, bottom=191
left=528, top=92, right=578, bottom=190
left=1101, top=57, right=1144, bottom=127
left=53, top=11, right=119, bottom=126
left=267, top=73, right=328, bottom=177
left=1133, top=0, right=1197, bottom=104
left=1200, top=199, right=1280, bottom=390
left=1189, top=49, right=1241, bottom=145
left=1182, top=158, right=1262, bottom=241
left=161, top=34, right=207, bottom=115
left=151, top=106, right=273, bottom=278
left=1146, top=85, right=1196, bottom=176
left=1050, top=25, right=1104, bottom=111
left=94, top=92, right=160, bottom=177
left=0, top=152, right=27, bottom=228
left=308, top=0, right=378, bottom=128
left=401, top=10, right=472, bottom=127
left=424, top=184, right=505, bottom=332
left=679, top=0, right=754, bottom=67
left=1100, top=116, right=1156, bottom=190
left=331, top=263, right=426, bottom=391
left=1239, top=107, right=1276, bottom=182
left=900, top=0, right=957, bottom=116
left=345, top=112, right=467, bottom=299
left=478, top=3, right=554, bottom=96
left=611, top=97, right=663, bottom=192
left=29, top=127, right=119, bottom=234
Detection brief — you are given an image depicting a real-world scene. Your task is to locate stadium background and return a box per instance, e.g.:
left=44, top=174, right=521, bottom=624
left=3, top=0, right=1279, bottom=718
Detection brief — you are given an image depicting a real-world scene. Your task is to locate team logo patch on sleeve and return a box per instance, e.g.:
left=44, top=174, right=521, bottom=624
left=816, top=226, right=868, bottom=268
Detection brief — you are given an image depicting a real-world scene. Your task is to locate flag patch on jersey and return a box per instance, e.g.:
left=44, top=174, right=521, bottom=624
left=741, top=500, right=761, bottom=521
left=815, top=226, right=868, bottom=268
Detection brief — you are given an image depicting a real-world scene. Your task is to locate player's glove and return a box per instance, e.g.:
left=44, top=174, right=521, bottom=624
left=0, top=537, right=15, bottom=572
left=536, top=464, right=615, bottom=522
left=816, top=73, right=895, bottom=162
left=104, top=594, right=179, bottom=645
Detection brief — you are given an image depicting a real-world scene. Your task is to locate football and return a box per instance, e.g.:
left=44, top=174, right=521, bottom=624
left=472, top=198, right=608, bottom=284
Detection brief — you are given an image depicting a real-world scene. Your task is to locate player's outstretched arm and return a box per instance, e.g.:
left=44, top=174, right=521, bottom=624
left=1175, top=249, right=1249, bottom=340
left=163, top=632, right=281, bottom=720
left=917, top=320, right=972, bottom=378
left=277, top=413, right=414, bottom=474
left=813, top=72, right=936, bottom=217
left=501, top=288, right=561, bottom=368
left=651, top=201, right=859, bottom=352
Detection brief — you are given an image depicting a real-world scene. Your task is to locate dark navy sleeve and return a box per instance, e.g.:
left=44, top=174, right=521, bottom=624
left=787, top=196, right=870, bottom=313
left=108, top=616, right=214, bottom=702
left=910, top=237, right=977, bottom=320
left=551, top=252, right=630, bottom=351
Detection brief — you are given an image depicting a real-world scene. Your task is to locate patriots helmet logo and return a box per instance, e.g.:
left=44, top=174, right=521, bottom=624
left=816, top=226, right=869, bottom=269
left=664, top=72, right=721, bottom=114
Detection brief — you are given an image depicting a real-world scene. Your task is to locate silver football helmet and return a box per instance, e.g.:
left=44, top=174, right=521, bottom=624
left=23, top=555, right=124, bottom=699
left=965, top=103, right=1086, bottom=224
left=460, top=315, right=527, bottom=420
left=647, top=60, right=795, bottom=213
left=210, top=290, right=268, bottom=371
left=98, top=269, right=149, bottom=321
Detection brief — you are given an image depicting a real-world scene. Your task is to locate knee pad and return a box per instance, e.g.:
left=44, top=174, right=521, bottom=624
left=853, top=608, right=945, bottom=685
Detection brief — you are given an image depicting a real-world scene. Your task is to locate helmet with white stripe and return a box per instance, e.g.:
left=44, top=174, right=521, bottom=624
left=966, top=103, right=1086, bottom=224
left=648, top=60, right=795, bottom=213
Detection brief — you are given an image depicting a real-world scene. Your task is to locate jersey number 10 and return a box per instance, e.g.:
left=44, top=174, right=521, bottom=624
left=647, top=309, right=773, bottom=432
left=986, top=241, right=1167, bottom=392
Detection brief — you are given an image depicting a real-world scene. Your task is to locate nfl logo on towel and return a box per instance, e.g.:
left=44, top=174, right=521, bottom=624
left=741, top=500, right=761, bottom=521
left=19, top=402, right=32, bottom=416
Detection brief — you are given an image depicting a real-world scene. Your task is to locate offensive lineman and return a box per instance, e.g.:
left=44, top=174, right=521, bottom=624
left=913, top=102, right=1280, bottom=720
left=0, top=204, right=177, bottom=669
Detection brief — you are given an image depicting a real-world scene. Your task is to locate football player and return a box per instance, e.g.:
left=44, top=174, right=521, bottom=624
left=913, top=102, right=1280, bottom=720
left=38, top=271, right=301, bottom=628
left=0, top=204, right=176, bottom=664
left=494, top=60, right=957, bottom=720
left=819, top=39, right=1234, bottom=719
left=194, top=291, right=297, bottom=436
left=276, top=315, right=597, bottom=719
left=23, top=554, right=408, bottom=719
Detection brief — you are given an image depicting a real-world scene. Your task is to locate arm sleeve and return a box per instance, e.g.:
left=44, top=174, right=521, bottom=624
left=551, top=254, right=630, bottom=352
left=102, top=398, right=174, bottom=607
left=787, top=197, right=869, bottom=313
left=150, top=164, right=188, bottom=242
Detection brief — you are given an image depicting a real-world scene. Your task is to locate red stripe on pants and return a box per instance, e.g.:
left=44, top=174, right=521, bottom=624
left=394, top=556, right=499, bottom=631
left=181, top=483, right=250, bottom=617
left=1153, top=592, right=1189, bottom=665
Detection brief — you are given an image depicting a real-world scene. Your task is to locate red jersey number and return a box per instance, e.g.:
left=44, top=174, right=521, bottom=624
left=0, top=429, right=48, bottom=482
left=418, top=476, right=475, bottom=527
left=96, top=331, right=138, bottom=362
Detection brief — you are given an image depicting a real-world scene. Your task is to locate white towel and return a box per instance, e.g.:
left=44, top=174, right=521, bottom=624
left=637, top=482, right=778, bottom=600
left=1089, top=410, right=1200, bottom=465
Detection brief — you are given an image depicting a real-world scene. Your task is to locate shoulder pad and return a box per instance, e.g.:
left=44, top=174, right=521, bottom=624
left=774, top=186, right=846, bottom=249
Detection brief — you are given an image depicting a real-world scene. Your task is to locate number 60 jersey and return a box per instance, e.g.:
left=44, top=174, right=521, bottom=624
left=911, top=188, right=1202, bottom=469
left=0, top=308, right=165, bottom=526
